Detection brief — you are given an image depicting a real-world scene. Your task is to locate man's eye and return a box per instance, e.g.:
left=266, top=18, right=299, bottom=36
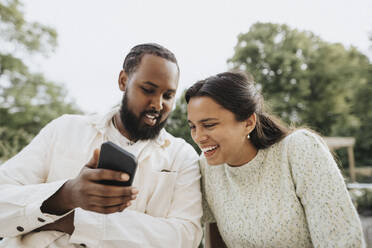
left=141, top=87, right=154, bottom=94
left=163, top=93, right=174, bottom=100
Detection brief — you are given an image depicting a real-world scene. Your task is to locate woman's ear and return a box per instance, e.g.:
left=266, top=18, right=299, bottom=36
left=118, top=70, right=128, bottom=92
left=245, top=113, right=257, bottom=134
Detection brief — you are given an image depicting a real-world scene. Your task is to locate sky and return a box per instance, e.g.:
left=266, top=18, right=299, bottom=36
left=24, top=0, right=372, bottom=114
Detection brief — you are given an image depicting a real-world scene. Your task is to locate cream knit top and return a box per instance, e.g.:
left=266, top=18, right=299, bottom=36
left=201, top=129, right=364, bottom=248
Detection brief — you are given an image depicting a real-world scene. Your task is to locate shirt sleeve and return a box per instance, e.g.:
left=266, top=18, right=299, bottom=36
left=0, top=118, right=70, bottom=238
left=288, top=130, right=365, bottom=248
left=70, top=143, right=203, bottom=248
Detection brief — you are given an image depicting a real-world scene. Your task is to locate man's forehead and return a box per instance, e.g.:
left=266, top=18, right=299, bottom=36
left=137, top=54, right=177, bottom=72
left=132, top=54, right=179, bottom=89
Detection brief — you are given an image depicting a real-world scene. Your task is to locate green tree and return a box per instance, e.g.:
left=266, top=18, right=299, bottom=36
left=352, top=64, right=372, bottom=166
left=0, top=0, right=81, bottom=162
left=166, top=90, right=200, bottom=154
left=228, top=22, right=371, bottom=167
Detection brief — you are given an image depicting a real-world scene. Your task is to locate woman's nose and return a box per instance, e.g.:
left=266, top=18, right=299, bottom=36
left=193, top=129, right=208, bottom=144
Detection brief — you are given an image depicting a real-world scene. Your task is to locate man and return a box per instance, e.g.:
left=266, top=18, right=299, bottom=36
left=0, top=43, right=203, bottom=247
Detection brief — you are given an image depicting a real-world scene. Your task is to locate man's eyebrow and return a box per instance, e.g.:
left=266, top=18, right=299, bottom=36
left=167, top=89, right=176, bottom=94
left=143, top=81, right=158, bottom=88
left=143, top=81, right=176, bottom=93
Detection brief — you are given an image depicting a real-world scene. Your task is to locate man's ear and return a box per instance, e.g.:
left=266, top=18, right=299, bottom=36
left=118, top=70, right=128, bottom=92
left=245, top=113, right=257, bottom=134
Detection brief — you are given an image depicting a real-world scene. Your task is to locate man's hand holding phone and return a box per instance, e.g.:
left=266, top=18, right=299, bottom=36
left=41, top=147, right=138, bottom=217
left=63, top=148, right=138, bottom=214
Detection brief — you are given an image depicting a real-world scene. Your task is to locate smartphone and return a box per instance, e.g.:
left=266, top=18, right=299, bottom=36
left=97, top=141, right=138, bottom=186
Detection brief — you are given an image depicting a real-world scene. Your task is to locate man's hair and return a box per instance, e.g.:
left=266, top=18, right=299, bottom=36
left=122, top=43, right=179, bottom=76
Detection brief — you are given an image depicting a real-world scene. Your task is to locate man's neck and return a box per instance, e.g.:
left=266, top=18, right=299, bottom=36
left=113, top=112, right=135, bottom=141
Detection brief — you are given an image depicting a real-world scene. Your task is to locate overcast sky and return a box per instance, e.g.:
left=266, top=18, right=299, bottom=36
left=24, top=0, right=372, bottom=114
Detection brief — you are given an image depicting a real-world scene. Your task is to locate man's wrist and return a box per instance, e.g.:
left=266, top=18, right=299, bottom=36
left=40, top=180, right=75, bottom=215
left=61, top=179, right=75, bottom=210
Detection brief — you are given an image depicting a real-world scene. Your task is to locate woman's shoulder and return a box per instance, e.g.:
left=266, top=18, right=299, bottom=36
left=282, top=128, right=325, bottom=148
left=281, top=128, right=333, bottom=164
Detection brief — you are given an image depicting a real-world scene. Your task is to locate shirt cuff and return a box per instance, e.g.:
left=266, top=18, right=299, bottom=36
left=9, top=180, right=69, bottom=235
left=69, top=208, right=104, bottom=247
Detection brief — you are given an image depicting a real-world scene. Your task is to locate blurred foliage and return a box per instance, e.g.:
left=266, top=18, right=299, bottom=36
left=351, top=65, right=372, bottom=166
left=166, top=90, right=201, bottom=154
left=168, top=23, right=372, bottom=170
left=0, top=0, right=57, bottom=56
left=0, top=0, right=81, bottom=162
left=0, top=126, right=33, bottom=160
left=227, top=22, right=372, bottom=169
left=349, top=188, right=372, bottom=216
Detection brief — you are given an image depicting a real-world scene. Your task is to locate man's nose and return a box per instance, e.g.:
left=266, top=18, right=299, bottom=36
left=150, top=95, right=163, bottom=111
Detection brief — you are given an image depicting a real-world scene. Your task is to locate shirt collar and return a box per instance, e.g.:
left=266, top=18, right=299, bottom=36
left=87, top=107, right=170, bottom=148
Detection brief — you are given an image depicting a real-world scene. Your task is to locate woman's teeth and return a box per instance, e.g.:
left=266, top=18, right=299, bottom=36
left=201, top=145, right=218, bottom=153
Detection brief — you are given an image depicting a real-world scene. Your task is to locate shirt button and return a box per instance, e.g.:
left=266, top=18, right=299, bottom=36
left=37, top=217, right=46, bottom=222
left=16, top=226, right=24, bottom=232
left=80, top=244, right=87, bottom=247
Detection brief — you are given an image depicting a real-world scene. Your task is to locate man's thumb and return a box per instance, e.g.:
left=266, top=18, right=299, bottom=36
left=86, top=148, right=100, bottom=169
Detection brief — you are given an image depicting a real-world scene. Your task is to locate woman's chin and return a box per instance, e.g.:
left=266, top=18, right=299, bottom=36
left=205, top=157, right=224, bottom=166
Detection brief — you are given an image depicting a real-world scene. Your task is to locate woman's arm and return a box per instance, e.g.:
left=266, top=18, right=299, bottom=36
left=288, top=130, right=365, bottom=247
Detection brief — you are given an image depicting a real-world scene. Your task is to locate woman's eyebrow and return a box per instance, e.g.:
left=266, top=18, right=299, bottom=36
left=198, top=118, right=219, bottom=123
left=188, top=118, right=219, bottom=125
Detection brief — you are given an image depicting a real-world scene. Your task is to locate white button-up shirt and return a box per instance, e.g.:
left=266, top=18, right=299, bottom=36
left=0, top=108, right=203, bottom=248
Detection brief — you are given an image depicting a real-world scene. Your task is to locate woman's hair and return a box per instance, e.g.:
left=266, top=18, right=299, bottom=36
left=185, top=71, right=291, bottom=149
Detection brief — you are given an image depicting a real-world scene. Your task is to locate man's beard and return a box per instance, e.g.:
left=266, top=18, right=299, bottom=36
left=119, top=93, right=167, bottom=141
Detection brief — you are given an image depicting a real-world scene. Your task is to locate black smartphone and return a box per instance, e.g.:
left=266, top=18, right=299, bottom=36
left=97, top=141, right=138, bottom=186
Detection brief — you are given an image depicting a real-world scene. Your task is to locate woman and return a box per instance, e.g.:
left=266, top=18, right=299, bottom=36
left=185, top=71, right=364, bottom=248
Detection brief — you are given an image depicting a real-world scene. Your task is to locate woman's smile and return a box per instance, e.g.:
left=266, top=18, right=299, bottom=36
left=201, top=145, right=220, bottom=158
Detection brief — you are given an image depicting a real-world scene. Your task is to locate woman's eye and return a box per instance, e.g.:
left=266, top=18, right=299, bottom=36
left=189, top=125, right=195, bottom=130
left=204, top=123, right=217, bottom=128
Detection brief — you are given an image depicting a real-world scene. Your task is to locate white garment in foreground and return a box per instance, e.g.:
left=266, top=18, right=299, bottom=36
left=201, top=129, right=365, bottom=248
left=0, top=108, right=203, bottom=248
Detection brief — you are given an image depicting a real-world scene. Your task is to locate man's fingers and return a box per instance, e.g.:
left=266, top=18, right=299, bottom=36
left=88, top=183, right=138, bottom=197
left=87, top=195, right=134, bottom=207
left=85, top=167, right=130, bottom=182
left=86, top=149, right=100, bottom=169
left=85, top=202, right=131, bottom=214
left=93, top=149, right=100, bottom=167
